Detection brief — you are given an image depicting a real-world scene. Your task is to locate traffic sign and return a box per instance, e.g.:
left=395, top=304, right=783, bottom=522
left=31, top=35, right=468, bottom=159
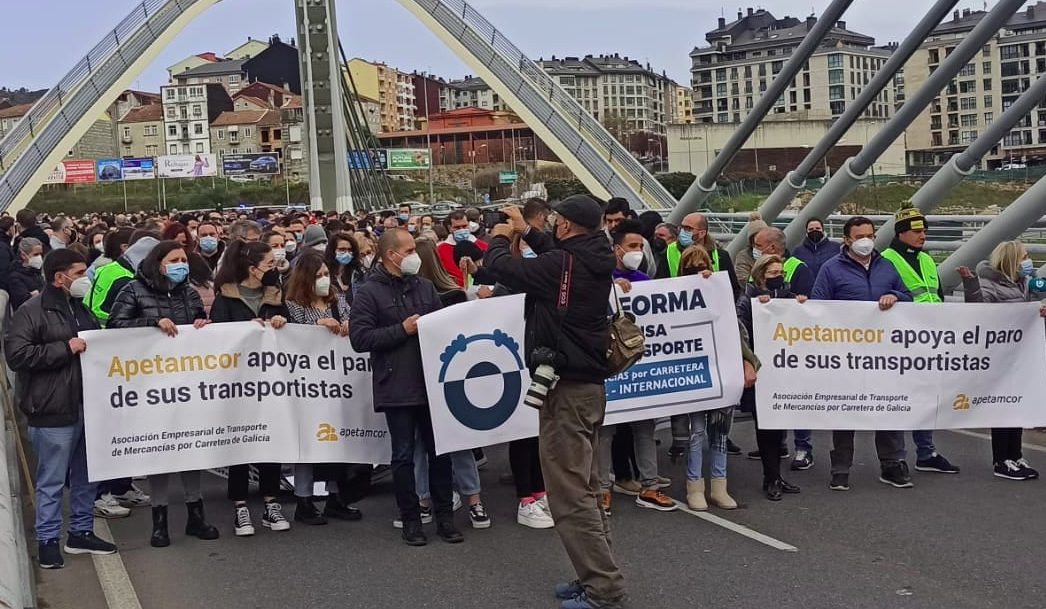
left=499, top=171, right=518, bottom=184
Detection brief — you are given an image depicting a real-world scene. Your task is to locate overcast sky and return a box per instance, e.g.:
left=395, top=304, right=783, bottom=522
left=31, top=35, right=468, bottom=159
left=1, top=1, right=995, bottom=93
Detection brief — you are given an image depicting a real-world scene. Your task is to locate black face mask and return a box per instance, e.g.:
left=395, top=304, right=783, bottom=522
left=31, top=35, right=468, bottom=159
left=652, top=237, right=668, bottom=253
left=682, top=265, right=708, bottom=277
left=766, top=276, right=785, bottom=290
left=807, top=230, right=825, bottom=244
left=261, top=269, right=281, bottom=287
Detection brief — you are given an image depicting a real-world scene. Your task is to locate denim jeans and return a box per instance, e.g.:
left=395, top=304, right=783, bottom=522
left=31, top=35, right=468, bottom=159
left=687, top=411, right=728, bottom=481
left=415, top=443, right=481, bottom=500
left=911, top=430, right=935, bottom=461
left=29, top=418, right=96, bottom=542
left=793, top=429, right=813, bottom=453
left=385, top=406, right=453, bottom=523
left=598, top=420, right=659, bottom=491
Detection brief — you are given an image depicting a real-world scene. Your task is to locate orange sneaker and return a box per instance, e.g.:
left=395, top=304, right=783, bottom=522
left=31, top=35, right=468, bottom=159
left=635, top=489, right=678, bottom=512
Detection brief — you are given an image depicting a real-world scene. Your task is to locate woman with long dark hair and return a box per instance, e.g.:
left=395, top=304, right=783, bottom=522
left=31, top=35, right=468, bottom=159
left=323, top=232, right=363, bottom=299
left=108, top=240, right=221, bottom=547
left=283, top=251, right=370, bottom=523
left=210, top=239, right=291, bottom=536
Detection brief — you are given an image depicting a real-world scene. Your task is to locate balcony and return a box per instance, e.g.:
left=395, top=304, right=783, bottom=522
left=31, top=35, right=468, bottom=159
left=121, top=133, right=132, bottom=144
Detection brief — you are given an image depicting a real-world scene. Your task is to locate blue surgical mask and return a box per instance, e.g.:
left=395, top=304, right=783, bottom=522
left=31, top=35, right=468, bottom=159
left=453, top=229, right=471, bottom=243
left=1021, top=259, right=1035, bottom=277
left=336, top=252, right=355, bottom=266
left=199, top=236, right=218, bottom=253
left=677, top=230, right=694, bottom=247
left=399, top=213, right=410, bottom=222
left=165, top=262, right=190, bottom=284
left=408, top=224, right=417, bottom=234
left=522, top=249, right=538, bottom=259
left=295, top=233, right=304, bottom=243
left=752, top=248, right=763, bottom=260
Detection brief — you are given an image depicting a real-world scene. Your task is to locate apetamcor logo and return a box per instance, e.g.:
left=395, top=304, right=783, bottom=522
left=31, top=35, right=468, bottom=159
left=316, top=423, right=338, bottom=442
left=439, top=331, right=525, bottom=431
left=953, top=394, right=1023, bottom=410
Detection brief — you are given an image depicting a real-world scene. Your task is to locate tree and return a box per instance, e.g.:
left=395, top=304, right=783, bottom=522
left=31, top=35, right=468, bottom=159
left=600, top=110, right=631, bottom=147
left=655, top=172, right=697, bottom=199
left=545, top=178, right=587, bottom=201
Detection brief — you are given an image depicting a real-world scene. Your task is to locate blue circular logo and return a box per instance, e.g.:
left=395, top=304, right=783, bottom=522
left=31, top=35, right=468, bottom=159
left=438, top=331, right=525, bottom=431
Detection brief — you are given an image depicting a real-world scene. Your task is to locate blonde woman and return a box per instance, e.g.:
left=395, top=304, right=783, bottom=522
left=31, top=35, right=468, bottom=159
left=415, top=237, right=467, bottom=305
left=959, top=240, right=1046, bottom=481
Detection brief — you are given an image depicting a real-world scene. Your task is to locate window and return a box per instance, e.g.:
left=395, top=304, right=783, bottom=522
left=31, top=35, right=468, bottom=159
left=194, top=123, right=204, bottom=135
left=168, top=125, right=178, bottom=136
left=166, top=107, right=176, bottom=119
left=960, top=97, right=977, bottom=110
left=228, top=75, right=240, bottom=84
left=929, top=49, right=940, bottom=64
left=984, top=112, right=994, bottom=125
left=243, top=127, right=252, bottom=137
left=189, top=87, right=204, bottom=98
left=830, top=101, right=845, bottom=115
left=180, top=107, right=188, bottom=120
left=829, top=69, right=844, bottom=84
left=217, top=129, right=224, bottom=140
left=717, top=112, right=729, bottom=123
left=772, top=61, right=783, bottom=75
left=144, top=125, right=157, bottom=136
left=716, top=83, right=727, bottom=96
left=145, top=145, right=158, bottom=156
left=984, top=95, right=993, bottom=108
left=1000, top=45, right=1024, bottom=60
left=715, top=69, right=726, bottom=82
left=958, top=63, right=976, bottom=77
left=961, top=130, right=978, bottom=144
left=829, top=85, right=845, bottom=101
left=983, top=78, right=993, bottom=91
left=192, top=104, right=202, bottom=117
left=195, top=142, right=205, bottom=153
left=122, top=127, right=131, bottom=138
left=983, top=62, right=992, bottom=74
left=983, top=44, right=991, bottom=58
left=169, top=144, right=178, bottom=154
left=961, top=114, right=978, bottom=127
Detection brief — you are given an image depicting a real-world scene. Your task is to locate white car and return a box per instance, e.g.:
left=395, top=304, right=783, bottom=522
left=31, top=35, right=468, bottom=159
left=998, top=163, right=1027, bottom=170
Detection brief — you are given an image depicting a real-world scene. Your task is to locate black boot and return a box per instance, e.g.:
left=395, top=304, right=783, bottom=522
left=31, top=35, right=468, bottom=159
left=151, top=506, right=170, bottom=548
left=323, top=494, right=362, bottom=521
left=294, top=497, right=329, bottom=525
left=185, top=500, right=220, bottom=540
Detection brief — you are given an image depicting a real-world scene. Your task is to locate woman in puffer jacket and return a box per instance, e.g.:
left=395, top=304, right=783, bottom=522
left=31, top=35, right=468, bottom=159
left=959, top=239, right=1045, bottom=482
left=108, top=240, right=220, bottom=547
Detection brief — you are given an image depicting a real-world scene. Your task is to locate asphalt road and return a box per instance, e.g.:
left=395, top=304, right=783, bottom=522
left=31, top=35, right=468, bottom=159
left=39, top=425, right=1046, bottom=609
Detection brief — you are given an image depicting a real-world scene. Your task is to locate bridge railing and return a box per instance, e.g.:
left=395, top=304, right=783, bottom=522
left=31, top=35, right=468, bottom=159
left=0, top=0, right=173, bottom=172
left=430, top=0, right=677, bottom=210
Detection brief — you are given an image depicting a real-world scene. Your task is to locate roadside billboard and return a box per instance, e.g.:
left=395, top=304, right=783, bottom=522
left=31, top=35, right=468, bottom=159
left=157, top=154, right=218, bottom=178
left=96, top=159, right=123, bottom=182
left=121, top=158, right=155, bottom=181
left=222, top=153, right=281, bottom=176
left=45, top=160, right=97, bottom=184
left=347, top=149, right=388, bottom=170
left=387, top=148, right=431, bottom=170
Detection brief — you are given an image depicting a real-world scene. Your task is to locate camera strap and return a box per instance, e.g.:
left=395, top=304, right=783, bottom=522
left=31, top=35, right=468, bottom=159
left=552, top=252, right=573, bottom=351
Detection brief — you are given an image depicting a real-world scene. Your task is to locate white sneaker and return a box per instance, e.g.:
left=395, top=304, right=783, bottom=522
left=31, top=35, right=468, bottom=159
left=234, top=505, right=256, bottom=536
left=113, top=484, right=150, bottom=508
left=517, top=501, right=555, bottom=529
left=535, top=496, right=553, bottom=519
left=93, top=494, right=131, bottom=519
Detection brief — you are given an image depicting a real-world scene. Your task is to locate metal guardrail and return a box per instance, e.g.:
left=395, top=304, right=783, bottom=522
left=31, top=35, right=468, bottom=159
left=0, top=0, right=194, bottom=213
left=689, top=212, right=1046, bottom=256
left=0, top=0, right=171, bottom=171
left=0, top=289, right=33, bottom=609
left=423, top=0, right=677, bottom=210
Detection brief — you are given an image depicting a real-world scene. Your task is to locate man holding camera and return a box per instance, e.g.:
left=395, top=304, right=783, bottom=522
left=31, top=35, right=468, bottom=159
left=486, top=196, right=626, bottom=609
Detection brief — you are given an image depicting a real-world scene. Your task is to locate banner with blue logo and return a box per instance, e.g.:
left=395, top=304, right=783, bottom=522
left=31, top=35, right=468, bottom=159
left=419, top=275, right=744, bottom=454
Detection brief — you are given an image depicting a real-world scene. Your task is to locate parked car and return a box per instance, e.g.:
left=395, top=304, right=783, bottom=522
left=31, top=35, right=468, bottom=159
left=249, top=156, right=280, bottom=173
left=998, top=163, right=1027, bottom=171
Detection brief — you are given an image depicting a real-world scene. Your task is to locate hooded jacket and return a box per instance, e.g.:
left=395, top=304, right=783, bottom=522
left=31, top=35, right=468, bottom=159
left=962, top=261, right=1031, bottom=304
left=108, top=267, right=206, bottom=329
left=348, top=264, right=443, bottom=410
left=811, top=248, right=912, bottom=303
left=14, top=224, right=51, bottom=255
left=485, top=230, right=616, bottom=384
left=794, top=234, right=840, bottom=279
left=5, top=285, right=100, bottom=427
left=92, top=237, right=160, bottom=319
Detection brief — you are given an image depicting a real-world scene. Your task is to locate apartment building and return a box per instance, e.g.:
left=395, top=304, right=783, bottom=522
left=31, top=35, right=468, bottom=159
left=210, top=110, right=283, bottom=158
left=347, top=59, right=417, bottom=132
left=906, top=4, right=1046, bottom=170
left=538, top=54, right=671, bottom=135
left=689, top=8, right=894, bottom=125
left=117, top=104, right=164, bottom=159
left=669, top=82, right=695, bottom=124
left=160, top=83, right=233, bottom=156
left=174, top=35, right=302, bottom=95
left=0, top=103, right=117, bottom=159
left=441, top=76, right=512, bottom=113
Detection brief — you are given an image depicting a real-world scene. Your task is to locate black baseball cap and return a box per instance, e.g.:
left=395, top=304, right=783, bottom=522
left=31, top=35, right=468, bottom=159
left=554, top=195, right=603, bottom=231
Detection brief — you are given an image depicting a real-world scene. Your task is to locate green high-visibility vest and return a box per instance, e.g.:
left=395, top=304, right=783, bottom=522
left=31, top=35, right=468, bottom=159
left=882, top=248, right=941, bottom=303
left=86, top=261, right=133, bottom=325
left=749, top=256, right=805, bottom=284
left=668, top=244, right=720, bottom=276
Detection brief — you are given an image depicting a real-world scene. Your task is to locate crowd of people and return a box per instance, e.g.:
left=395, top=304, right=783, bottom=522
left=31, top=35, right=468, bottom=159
left=2, top=197, right=1041, bottom=609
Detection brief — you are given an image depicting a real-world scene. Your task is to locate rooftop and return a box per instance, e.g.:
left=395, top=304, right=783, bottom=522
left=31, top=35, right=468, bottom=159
left=0, top=103, right=33, bottom=119
left=692, top=8, right=875, bottom=56
left=931, top=3, right=1046, bottom=35
left=120, top=104, right=164, bottom=124
left=538, top=54, right=662, bottom=78
left=210, top=110, right=282, bottom=127
left=176, top=58, right=248, bottom=79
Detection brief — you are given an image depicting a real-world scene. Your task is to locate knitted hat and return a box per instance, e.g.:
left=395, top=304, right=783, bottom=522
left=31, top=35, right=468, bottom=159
left=894, top=207, right=926, bottom=235
left=303, top=224, right=328, bottom=248
left=554, top=195, right=603, bottom=231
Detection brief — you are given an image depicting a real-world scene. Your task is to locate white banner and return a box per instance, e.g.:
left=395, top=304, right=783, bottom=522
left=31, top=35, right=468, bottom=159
left=81, top=323, right=389, bottom=481
left=420, top=274, right=744, bottom=454
left=752, top=300, right=1046, bottom=430
left=157, top=154, right=218, bottom=178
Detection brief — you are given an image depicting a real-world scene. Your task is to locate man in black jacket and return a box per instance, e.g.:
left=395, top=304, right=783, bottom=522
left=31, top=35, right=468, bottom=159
left=5, top=249, right=117, bottom=569
left=486, top=196, right=627, bottom=609
left=14, top=208, right=51, bottom=254
left=348, top=228, right=462, bottom=547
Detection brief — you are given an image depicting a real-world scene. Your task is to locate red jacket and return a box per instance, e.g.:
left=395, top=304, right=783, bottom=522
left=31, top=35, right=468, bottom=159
left=437, top=237, right=488, bottom=287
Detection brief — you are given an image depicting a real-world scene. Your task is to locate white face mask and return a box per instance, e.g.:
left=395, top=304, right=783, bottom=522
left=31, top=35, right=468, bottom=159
left=94, top=242, right=105, bottom=253
left=469, top=221, right=480, bottom=234
left=362, top=254, right=375, bottom=269
left=621, top=251, right=645, bottom=271
left=313, top=243, right=327, bottom=252
left=284, top=240, right=297, bottom=253
left=272, top=248, right=287, bottom=263
left=69, top=276, right=92, bottom=299
left=851, top=237, right=875, bottom=258
left=314, top=276, right=331, bottom=296
left=398, top=252, right=422, bottom=276
left=27, top=255, right=43, bottom=269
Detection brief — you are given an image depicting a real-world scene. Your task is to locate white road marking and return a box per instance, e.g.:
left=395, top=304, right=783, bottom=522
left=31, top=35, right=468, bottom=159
left=92, top=517, right=143, bottom=609
left=948, top=429, right=1046, bottom=454
left=673, top=501, right=798, bottom=552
